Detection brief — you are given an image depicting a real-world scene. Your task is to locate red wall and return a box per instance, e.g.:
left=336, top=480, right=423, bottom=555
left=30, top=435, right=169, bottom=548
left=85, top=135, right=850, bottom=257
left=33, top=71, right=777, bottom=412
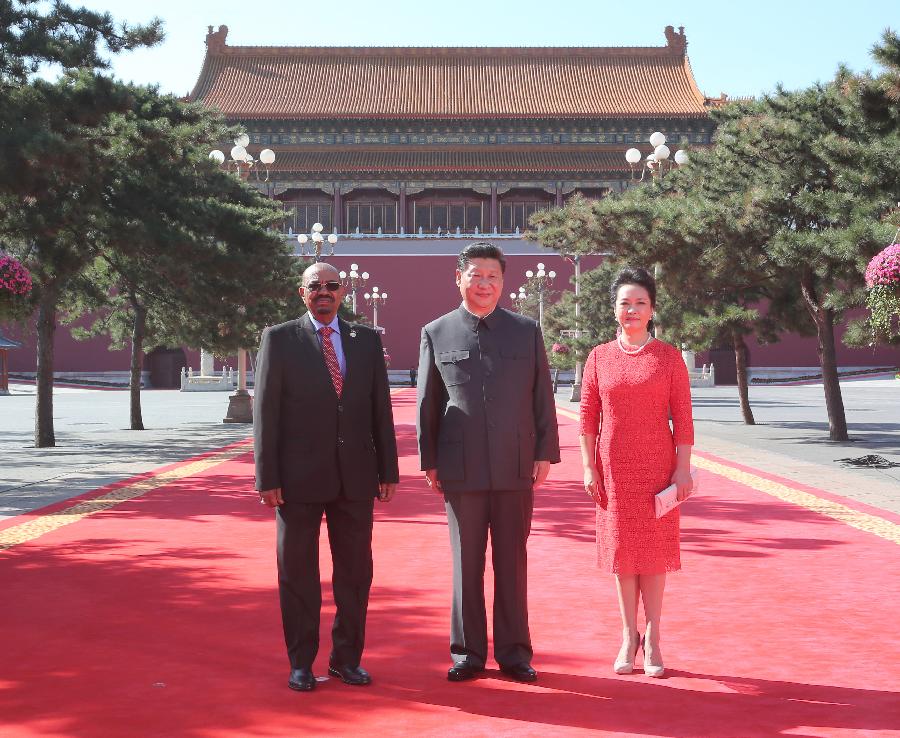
left=3, top=256, right=898, bottom=374
left=324, top=253, right=596, bottom=370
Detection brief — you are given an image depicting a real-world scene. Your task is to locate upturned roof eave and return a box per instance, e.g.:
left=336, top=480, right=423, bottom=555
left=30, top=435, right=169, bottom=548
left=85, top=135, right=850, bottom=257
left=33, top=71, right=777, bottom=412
left=214, top=110, right=711, bottom=121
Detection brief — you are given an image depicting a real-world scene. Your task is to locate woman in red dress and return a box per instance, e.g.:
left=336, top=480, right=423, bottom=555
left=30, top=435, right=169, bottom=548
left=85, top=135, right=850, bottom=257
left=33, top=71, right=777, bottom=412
left=579, top=267, right=694, bottom=677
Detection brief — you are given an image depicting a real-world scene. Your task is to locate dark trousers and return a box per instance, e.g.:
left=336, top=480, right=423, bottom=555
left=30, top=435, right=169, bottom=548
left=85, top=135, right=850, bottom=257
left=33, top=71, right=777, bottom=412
left=444, top=488, right=534, bottom=668
left=275, top=496, right=374, bottom=669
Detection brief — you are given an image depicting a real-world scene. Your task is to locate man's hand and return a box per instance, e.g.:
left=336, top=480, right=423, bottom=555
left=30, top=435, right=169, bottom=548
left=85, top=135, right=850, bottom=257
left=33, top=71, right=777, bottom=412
left=424, top=469, right=443, bottom=494
left=532, top=460, right=550, bottom=489
left=258, top=487, right=284, bottom=507
left=378, top=482, right=397, bottom=502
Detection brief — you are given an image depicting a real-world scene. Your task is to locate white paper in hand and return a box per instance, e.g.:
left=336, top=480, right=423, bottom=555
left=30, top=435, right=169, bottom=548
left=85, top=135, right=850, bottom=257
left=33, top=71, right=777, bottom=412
left=654, top=466, right=700, bottom=519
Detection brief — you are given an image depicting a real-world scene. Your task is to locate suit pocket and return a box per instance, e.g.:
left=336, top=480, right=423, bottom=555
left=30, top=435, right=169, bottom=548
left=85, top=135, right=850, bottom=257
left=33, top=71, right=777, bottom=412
left=438, top=349, right=471, bottom=387
left=518, top=430, right=536, bottom=478
left=437, top=440, right=465, bottom=481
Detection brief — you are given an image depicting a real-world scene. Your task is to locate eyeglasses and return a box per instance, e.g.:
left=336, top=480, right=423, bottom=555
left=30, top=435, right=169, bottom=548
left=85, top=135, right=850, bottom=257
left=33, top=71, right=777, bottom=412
left=304, top=280, right=341, bottom=293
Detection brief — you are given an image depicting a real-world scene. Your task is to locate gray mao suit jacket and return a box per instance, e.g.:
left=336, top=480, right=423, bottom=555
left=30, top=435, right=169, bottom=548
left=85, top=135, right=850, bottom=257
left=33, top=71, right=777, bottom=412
left=417, top=305, right=560, bottom=493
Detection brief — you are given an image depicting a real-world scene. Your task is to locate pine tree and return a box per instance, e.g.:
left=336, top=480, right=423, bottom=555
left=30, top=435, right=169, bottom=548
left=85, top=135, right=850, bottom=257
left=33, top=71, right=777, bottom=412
left=712, top=78, right=894, bottom=440
left=0, top=1, right=161, bottom=446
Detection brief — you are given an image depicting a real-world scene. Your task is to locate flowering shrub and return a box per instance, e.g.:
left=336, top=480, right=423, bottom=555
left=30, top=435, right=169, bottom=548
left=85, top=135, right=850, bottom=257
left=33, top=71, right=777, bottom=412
left=551, top=342, right=570, bottom=355
left=864, top=244, right=900, bottom=339
left=0, top=255, right=33, bottom=320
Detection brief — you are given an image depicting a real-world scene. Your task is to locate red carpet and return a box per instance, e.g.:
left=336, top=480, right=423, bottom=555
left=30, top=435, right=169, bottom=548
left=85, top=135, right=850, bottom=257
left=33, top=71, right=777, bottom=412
left=1, top=389, right=898, bottom=737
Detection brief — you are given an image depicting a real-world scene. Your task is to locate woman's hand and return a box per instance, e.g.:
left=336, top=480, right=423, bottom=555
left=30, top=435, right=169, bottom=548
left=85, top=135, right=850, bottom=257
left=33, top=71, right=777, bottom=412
left=671, top=467, right=693, bottom=502
left=583, top=465, right=606, bottom=508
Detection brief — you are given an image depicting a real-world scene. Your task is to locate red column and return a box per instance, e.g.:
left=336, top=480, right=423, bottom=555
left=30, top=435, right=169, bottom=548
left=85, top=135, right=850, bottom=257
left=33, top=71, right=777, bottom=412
left=556, top=183, right=563, bottom=208
left=333, top=188, right=343, bottom=233
left=490, top=185, right=498, bottom=233
left=399, top=185, right=407, bottom=233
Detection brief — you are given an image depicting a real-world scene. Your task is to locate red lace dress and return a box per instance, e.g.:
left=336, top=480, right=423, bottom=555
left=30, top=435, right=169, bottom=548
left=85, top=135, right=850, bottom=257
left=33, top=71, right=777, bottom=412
left=580, top=339, right=694, bottom=574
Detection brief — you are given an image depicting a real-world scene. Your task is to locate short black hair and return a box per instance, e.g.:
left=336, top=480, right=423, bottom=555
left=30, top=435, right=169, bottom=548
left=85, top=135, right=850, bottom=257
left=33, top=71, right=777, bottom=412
left=457, top=242, right=506, bottom=274
left=610, top=266, right=656, bottom=307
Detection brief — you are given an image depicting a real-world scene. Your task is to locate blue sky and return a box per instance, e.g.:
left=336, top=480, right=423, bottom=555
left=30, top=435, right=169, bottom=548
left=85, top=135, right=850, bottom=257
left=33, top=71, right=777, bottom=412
left=65, top=0, right=897, bottom=98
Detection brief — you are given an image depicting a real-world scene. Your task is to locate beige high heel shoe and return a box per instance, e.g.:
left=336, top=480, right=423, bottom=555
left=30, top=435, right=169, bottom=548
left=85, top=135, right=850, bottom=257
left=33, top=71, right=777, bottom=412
left=613, top=633, right=641, bottom=675
left=641, top=635, right=665, bottom=678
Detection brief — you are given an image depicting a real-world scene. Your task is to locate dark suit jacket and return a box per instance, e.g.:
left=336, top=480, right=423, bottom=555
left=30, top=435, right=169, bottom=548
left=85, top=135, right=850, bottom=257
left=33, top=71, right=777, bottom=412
left=253, top=314, right=399, bottom=503
left=417, top=305, right=560, bottom=493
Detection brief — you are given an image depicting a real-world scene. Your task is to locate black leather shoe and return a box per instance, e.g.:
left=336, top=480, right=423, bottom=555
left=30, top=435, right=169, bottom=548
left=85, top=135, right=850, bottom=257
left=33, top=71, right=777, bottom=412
left=288, top=667, right=316, bottom=691
left=328, top=663, right=372, bottom=686
left=447, top=662, right=484, bottom=682
left=500, top=663, right=538, bottom=682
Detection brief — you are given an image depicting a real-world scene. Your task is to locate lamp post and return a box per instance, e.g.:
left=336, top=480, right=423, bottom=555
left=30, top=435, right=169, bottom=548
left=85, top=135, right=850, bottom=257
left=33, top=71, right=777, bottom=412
left=625, top=131, right=688, bottom=182
left=364, top=286, right=388, bottom=330
left=339, top=263, right=369, bottom=314
left=298, top=222, right=338, bottom=262
left=209, top=134, right=277, bottom=424
left=623, top=133, right=690, bottom=341
left=509, top=286, right=529, bottom=312
left=209, top=133, right=276, bottom=184
left=524, top=262, right=556, bottom=330
left=570, top=254, right=582, bottom=401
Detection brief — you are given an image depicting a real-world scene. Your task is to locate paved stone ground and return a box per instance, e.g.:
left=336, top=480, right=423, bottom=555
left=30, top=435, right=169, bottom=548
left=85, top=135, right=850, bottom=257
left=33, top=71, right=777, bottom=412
left=1, top=378, right=898, bottom=521
left=0, top=385, right=250, bottom=521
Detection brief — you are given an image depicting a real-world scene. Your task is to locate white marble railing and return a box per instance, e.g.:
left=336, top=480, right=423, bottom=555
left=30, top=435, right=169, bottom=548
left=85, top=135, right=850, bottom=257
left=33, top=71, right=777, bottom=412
left=180, top=366, right=236, bottom=392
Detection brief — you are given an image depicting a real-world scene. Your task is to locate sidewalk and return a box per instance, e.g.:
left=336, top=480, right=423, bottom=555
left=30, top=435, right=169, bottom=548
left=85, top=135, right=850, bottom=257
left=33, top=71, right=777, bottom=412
left=0, top=383, right=250, bottom=520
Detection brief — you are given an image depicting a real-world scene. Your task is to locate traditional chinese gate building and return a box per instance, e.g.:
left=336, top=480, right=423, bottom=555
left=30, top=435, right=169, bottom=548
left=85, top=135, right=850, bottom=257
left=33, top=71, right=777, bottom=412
left=190, top=24, right=715, bottom=240
left=4, top=27, right=896, bottom=381
left=185, top=25, right=724, bottom=370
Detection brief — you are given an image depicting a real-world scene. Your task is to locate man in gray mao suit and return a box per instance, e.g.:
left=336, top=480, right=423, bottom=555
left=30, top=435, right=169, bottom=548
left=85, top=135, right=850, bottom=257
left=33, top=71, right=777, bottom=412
left=417, top=242, right=560, bottom=683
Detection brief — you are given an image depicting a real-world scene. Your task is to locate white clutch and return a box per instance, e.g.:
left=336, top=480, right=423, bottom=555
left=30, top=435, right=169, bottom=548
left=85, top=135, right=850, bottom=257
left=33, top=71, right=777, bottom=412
left=654, top=467, right=699, bottom=518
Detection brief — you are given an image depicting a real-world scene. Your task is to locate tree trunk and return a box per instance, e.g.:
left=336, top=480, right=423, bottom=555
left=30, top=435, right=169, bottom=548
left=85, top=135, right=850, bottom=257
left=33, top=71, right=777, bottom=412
left=732, top=328, right=755, bottom=425
left=800, top=271, right=848, bottom=441
left=129, top=299, right=146, bottom=431
left=34, top=286, right=58, bottom=447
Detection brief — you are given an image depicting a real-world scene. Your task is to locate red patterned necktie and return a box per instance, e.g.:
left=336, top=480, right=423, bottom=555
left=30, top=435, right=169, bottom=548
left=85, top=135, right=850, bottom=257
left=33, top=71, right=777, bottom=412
left=318, top=326, right=343, bottom=396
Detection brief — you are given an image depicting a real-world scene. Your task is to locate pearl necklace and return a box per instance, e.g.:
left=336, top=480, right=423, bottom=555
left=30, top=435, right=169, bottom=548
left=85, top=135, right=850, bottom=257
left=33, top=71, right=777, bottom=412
left=617, top=334, right=653, bottom=355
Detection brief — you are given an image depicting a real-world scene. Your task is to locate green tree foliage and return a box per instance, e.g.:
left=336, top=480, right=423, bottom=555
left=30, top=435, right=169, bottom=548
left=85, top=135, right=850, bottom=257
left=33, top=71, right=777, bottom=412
left=532, top=33, right=899, bottom=439
left=710, top=78, right=894, bottom=440
left=52, top=84, right=296, bottom=430
left=842, top=29, right=900, bottom=348
left=539, top=259, right=622, bottom=366
left=0, top=0, right=162, bottom=86
left=0, top=2, right=161, bottom=446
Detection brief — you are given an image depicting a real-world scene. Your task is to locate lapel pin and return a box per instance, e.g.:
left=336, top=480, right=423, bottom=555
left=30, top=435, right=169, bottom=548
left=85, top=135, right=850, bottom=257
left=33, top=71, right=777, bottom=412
left=349, top=330, right=357, bottom=338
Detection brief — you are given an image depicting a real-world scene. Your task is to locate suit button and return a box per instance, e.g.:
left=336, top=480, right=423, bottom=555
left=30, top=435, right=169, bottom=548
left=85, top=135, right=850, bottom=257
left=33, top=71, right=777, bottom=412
left=337, top=404, right=343, bottom=412
left=338, top=437, right=344, bottom=445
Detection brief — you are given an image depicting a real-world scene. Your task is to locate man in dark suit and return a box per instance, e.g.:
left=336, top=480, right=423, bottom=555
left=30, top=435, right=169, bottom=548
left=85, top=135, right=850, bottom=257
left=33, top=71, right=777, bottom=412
left=417, top=243, right=560, bottom=683
left=254, top=262, right=399, bottom=693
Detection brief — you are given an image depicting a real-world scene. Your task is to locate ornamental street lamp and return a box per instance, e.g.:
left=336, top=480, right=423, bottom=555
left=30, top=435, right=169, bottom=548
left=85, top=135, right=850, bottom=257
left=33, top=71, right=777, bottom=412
left=510, top=285, right=529, bottom=312
left=209, top=133, right=276, bottom=187
left=364, top=286, right=388, bottom=330
left=524, top=262, right=556, bottom=330
left=625, top=131, right=688, bottom=182
left=208, top=134, right=276, bottom=424
left=339, top=263, right=369, bottom=314
left=298, top=222, right=338, bottom=262
left=623, top=132, right=689, bottom=341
